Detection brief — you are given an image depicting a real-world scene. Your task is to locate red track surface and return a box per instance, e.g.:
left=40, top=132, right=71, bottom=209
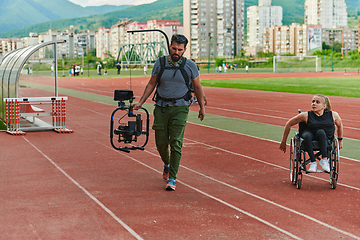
left=1, top=73, right=359, bottom=239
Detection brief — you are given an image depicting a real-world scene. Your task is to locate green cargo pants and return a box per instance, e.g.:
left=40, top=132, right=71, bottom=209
left=152, top=105, right=189, bottom=180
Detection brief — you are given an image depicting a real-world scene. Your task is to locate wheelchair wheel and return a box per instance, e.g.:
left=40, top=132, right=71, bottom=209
left=296, top=172, right=302, bottom=189
left=330, top=139, right=340, bottom=189
left=290, top=139, right=298, bottom=184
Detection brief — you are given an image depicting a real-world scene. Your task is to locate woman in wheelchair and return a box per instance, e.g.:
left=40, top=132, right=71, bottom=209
left=279, top=94, right=343, bottom=172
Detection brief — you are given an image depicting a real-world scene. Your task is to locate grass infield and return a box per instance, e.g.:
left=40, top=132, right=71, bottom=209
left=201, top=76, right=360, bottom=98
left=0, top=120, right=6, bottom=130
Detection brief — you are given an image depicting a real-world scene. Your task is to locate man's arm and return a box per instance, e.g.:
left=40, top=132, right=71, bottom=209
left=133, top=75, right=158, bottom=110
left=191, top=76, right=205, bottom=121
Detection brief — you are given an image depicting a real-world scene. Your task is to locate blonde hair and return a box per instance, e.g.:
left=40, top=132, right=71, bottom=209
left=315, top=94, right=332, bottom=110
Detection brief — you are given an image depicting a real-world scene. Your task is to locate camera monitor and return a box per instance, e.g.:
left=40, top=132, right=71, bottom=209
left=114, top=89, right=133, bottom=101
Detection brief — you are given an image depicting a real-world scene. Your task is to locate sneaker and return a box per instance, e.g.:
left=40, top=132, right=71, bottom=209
left=163, top=164, right=170, bottom=180
left=166, top=178, right=176, bottom=191
left=319, top=158, right=330, bottom=172
left=308, top=161, right=317, bottom=172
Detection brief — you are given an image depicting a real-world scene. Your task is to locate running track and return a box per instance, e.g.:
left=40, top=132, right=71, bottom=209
left=1, top=73, right=359, bottom=239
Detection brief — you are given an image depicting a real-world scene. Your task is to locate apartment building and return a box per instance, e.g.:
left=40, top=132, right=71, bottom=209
left=0, top=26, right=95, bottom=60
left=110, top=19, right=133, bottom=58
left=96, top=27, right=111, bottom=58
left=247, top=0, right=282, bottom=48
left=305, top=0, right=347, bottom=28
left=183, top=0, right=245, bottom=60
left=125, top=22, right=148, bottom=46
left=146, top=20, right=183, bottom=44
left=95, top=19, right=183, bottom=60
left=0, top=39, right=23, bottom=55
left=263, top=23, right=308, bottom=56
left=321, top=28, right=359, bottom=55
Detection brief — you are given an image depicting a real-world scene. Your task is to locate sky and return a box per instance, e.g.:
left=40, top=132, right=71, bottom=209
left=68, top=0, right=156, bottom=7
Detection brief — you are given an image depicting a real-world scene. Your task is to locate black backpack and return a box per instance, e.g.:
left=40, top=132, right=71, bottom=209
left=152, top=56, right=193, bottom=103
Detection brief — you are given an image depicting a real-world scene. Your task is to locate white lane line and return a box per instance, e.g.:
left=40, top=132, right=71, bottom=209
left=205, top=106, right=360, bottom=131
left=181, top=165, right=360, bottom=239
left=103, top=146, right=302, bottom=240
left=181, top=182, right=303, bottom=240
left=71, top=118, right=359, bottom=239
left=189, top=121, right=360, bottom=163
left=183, top=133, right=360, bottom=192
left=22, top=137, right=143, bottom=240
left=111, top=143, right=358, bottom=239
left=205, top=106, right=288, bottom=120
left=67, top=104, right=360, bottom=191
left=144, top=148, right=360, bottom=239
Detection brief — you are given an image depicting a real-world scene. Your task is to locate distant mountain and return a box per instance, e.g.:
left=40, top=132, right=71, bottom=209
left=0, top=0, right=182, bottom=38
left=1, top=0, right=358, bottom=38
left=0, top=0, right=130, bottom=34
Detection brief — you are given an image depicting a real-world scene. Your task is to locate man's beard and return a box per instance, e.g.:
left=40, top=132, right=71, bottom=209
left=170, top=53, right=182, bottom=62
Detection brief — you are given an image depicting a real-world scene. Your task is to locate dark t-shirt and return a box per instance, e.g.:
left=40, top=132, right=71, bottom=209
left=306, top=110, right=335, bottom=139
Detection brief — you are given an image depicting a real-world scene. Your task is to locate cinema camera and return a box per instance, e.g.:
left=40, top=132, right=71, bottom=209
left=110, top=89, right=149, bottom=153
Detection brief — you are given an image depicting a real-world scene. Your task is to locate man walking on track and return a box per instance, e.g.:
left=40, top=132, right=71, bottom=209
left=133, top=34, right=205, bottom=191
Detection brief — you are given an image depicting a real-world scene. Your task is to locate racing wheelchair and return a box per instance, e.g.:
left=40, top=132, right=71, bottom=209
left=289, top=117, right=340, bottom=189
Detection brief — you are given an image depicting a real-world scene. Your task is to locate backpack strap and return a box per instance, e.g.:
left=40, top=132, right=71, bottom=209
left=178, top=57, right=193, bottom=92
left=152, top=56, right=166, bottom=102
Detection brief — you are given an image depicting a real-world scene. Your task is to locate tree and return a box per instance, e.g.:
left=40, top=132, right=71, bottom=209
left=332, top=41, right=342, bottom=53
left=322, top=42, right=331, bottom=50
left=214, top=58, right=225, bottom=67
left=105, top=57, right=116, bottom=68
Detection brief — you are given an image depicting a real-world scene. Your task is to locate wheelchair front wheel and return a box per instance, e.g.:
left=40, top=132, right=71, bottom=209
left=296, top=172, right=302, bottom=189
left=290, top=139, right=298, bottom=184
left=330, top=139, right=340, bottom=189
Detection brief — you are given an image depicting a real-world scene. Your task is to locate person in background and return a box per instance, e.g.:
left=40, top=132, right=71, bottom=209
left=117, top=62, right=121, bottom=75
left=51, top=65, right=54, bottom=77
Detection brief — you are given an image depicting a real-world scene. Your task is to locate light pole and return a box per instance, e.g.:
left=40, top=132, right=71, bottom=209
left=208, top=33, right=211, bottom=73
left=331, top=30, right=334, bottom=72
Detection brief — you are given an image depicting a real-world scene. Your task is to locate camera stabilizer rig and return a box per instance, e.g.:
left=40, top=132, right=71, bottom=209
left=110, top=89, right=149, bottom=153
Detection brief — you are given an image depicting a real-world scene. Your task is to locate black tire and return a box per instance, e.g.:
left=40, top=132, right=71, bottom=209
left=296, top=172, right=302, bottom=189
left=330, top=139, right=340, bottom=189
left=290, top=139, right=297, bottom=184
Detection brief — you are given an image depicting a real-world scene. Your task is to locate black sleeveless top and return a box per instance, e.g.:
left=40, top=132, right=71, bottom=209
left=307, top=110, right=335, bottom=139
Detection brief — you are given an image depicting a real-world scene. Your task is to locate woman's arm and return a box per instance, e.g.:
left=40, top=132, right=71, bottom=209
left=333, top=111, right=343, bottom=149
left=279, top=112, right=308, bottom=153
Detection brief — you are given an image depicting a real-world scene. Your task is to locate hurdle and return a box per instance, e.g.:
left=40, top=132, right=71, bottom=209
left=4, top=97, right=73, bottom=135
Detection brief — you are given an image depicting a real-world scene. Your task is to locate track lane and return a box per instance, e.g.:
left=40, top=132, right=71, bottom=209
left=10, top=75, right=360, bottom=239
left=23, top=75, right=360, bottom=140
left=49, top=96, right=360, bottom=238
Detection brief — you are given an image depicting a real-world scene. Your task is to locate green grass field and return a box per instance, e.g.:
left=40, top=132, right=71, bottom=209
left=2, top=74, right=359, bottom=131
left=201, top=77, right=360, bottom=98
left=0, top=120, right=6, bottom=130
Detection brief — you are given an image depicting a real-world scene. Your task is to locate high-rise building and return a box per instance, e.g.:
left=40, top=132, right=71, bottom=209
left=183, top=0, right=245, bottom=60
left=263, top=23, right=308, bottom=56
left=96, top=27, right=111, bottom=58
left=247, top=0, right=282, bottom=48
left=305, top=0, right=347, bottom=28
left=110, top=19, right=133, bottom=58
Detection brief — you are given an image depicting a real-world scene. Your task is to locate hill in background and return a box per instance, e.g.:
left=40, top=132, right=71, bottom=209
left=0, top=0, right=359, bottom=38
left=0, top=0, right=182, bottom=38
left=0, top=0, right=130, bottom=34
